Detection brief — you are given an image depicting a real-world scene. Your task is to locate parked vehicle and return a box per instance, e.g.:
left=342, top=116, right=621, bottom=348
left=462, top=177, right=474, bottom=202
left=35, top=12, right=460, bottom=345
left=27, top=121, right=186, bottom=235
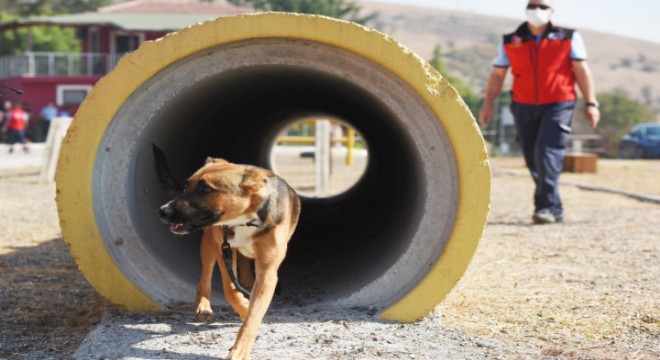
left=619, top=123, right=660, bottom=159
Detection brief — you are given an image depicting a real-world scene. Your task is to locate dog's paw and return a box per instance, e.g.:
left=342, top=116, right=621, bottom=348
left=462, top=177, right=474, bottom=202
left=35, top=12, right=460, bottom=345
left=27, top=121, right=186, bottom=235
left=194, top=309, right=214, bottom=322
left=227, top=347, right=250, bottom=360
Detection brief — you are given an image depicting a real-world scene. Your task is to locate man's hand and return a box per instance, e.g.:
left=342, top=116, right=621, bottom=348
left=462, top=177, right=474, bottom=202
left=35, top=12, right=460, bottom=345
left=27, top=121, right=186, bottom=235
left=479, top=67, right=508, bottom=128
left=585, top=106, right=600, bottom=128
left=478, top=106, right=493, bottom=128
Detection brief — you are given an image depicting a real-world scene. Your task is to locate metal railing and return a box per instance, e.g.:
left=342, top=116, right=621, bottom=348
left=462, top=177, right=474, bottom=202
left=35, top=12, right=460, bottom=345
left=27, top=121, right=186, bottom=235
left=0, top=52, right=121, bottom=78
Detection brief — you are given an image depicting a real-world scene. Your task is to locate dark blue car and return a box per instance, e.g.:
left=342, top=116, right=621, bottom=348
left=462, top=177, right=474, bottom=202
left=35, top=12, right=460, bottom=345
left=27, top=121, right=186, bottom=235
left=619, top=123, right=660, bottom=159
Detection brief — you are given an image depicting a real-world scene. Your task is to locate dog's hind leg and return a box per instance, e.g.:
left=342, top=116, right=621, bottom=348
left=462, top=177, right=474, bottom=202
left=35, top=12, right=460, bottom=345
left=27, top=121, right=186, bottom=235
left=194, top=229, right=217, bottom=322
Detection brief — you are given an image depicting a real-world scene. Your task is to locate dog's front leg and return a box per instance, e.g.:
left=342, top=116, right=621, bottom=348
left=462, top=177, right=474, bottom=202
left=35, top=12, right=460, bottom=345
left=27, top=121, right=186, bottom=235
left=194, top=230, right=217, bottom=321
left=228, top=249, right=283, bottom=360
left=217, top=250, right=251, bottom=320
left=212, top=227, right=250, bottom=320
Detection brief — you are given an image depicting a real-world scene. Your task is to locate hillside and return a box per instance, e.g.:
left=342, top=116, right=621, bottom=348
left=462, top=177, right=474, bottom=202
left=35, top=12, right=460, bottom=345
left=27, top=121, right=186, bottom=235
left=359, top=1, right=660, bottom=112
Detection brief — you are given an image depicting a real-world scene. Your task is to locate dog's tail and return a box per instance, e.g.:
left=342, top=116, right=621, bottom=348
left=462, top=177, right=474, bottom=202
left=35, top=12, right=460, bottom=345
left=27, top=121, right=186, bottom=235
left=152, top=143, right=185, bottom=195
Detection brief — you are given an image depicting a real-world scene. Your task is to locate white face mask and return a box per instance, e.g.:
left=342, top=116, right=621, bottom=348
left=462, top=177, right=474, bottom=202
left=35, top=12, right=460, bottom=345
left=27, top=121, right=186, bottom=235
left=526, top=9, right=550, bottom=27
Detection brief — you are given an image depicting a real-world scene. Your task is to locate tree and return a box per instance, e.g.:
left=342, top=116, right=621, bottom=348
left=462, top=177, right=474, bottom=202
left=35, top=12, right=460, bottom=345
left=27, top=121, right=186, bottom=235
left=596, top=91, right=655, bottom=156
left=0, top=0, right=110, bottom=55
left=0, top=15, right=80, bottom=55
left=226, top=0, right=377, bottom=25
left=1, top=0, right=109, bottom=17
left=428, top=44, right=481, bottom=118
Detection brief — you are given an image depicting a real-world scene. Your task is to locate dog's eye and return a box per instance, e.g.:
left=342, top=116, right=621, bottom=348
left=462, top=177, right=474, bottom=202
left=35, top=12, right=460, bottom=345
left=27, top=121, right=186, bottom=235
left=196, top=181, right=215, bottom=194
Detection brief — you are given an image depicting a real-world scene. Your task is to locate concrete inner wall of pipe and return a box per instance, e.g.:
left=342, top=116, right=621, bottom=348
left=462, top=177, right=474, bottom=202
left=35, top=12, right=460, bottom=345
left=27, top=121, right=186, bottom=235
left=92, top=38, right=458, bottom=312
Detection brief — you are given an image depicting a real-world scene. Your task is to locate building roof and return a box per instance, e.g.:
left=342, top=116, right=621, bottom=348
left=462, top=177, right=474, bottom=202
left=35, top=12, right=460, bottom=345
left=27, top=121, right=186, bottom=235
left=0, top=1, right=253, bottom=32
left=98, top=0, right=249, bottom=14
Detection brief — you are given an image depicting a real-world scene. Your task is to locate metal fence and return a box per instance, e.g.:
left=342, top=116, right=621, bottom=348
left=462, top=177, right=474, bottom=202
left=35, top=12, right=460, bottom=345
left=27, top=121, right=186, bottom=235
left=0, top=52, right=119, bottom=78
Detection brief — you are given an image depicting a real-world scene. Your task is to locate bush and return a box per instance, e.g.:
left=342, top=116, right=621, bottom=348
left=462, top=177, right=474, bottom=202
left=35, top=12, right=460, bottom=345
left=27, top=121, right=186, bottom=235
left=596, top=91, right=655, bottom=157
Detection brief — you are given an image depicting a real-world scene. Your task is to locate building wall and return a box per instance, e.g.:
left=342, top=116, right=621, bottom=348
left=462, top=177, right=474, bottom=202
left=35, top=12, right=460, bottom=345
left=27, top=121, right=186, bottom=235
left=2, top=24, right=171, bottom=141
left=2, top=76, right=97, bottom=116
left=0, top=78, right=24, bottom=110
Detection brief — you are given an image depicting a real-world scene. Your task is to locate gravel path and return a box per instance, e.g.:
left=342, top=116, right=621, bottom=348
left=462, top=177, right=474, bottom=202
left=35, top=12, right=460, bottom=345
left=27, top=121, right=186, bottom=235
left=0, top=158, right=658, bottom=359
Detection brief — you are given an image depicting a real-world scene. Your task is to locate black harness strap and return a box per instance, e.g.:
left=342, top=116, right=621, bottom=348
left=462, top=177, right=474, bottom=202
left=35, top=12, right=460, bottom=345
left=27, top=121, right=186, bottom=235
left=221, top=224, right=257, bottom=299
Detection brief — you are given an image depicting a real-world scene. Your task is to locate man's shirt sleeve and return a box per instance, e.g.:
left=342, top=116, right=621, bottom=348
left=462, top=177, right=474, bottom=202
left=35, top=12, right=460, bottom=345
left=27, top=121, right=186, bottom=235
left=493, top=39, right=510, bottom=67
left=570, top=31, right=588, bottom=60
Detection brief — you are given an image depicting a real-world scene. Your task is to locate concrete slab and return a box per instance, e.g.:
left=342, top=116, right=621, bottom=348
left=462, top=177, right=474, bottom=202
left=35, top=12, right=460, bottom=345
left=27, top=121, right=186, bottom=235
left=74, top=308, right=493, bottom=360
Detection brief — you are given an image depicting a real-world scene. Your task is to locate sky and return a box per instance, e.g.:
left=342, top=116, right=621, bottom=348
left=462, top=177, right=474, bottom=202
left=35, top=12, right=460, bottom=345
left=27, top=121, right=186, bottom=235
left=373, top=0, right=660, bottom=44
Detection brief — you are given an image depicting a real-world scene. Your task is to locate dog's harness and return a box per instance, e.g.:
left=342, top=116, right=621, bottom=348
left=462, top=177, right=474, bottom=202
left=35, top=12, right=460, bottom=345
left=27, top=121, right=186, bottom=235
left=221, top=221, right=259, bottom=299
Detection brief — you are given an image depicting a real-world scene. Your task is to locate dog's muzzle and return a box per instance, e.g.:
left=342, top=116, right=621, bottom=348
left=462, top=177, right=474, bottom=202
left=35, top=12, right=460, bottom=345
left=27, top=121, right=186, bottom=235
left=158, top=201, right=189, bottom=234
left=158, top=201, right=175, bottom=221
left=158, top=201, right=220, bottom=235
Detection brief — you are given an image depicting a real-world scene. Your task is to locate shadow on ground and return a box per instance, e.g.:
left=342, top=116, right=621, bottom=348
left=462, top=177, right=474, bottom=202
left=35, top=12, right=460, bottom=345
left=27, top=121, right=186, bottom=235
left=0, top=238, right=113, bottom=358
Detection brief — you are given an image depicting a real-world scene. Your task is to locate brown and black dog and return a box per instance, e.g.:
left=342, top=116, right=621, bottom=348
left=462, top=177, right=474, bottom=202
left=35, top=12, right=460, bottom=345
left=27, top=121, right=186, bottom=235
left=154, top=145, right=300, bottom=360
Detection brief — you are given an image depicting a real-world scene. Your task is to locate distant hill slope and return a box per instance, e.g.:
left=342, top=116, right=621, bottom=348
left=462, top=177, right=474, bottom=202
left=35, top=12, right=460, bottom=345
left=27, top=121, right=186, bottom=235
left=359, top=1, right=660, bottom=112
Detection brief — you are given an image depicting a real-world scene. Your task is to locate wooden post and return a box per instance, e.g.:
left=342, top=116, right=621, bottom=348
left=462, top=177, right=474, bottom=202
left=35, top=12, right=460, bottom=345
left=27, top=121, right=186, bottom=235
left=315, top=119, right=331, bottom=193
left=346, top=127, right=355, bottom=166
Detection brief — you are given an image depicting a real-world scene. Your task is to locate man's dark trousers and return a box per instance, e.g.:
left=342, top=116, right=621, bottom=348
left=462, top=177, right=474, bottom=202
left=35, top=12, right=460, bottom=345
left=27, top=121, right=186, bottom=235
left=510, top=100, right=576, bottom=217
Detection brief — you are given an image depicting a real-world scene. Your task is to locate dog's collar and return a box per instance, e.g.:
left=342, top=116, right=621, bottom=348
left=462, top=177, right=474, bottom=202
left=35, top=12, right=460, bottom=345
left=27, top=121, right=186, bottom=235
left=218, top=195, right=271, bottom=299
left=218, top=196, right=270, bottom=229
left=215, top=216, right=261, bottom=228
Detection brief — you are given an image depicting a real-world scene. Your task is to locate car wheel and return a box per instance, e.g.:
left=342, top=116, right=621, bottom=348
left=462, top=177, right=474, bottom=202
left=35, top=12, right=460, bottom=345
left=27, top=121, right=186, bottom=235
left=619, top=146, right=629, bottom=159
left=620, top=144, right=641, bottom=159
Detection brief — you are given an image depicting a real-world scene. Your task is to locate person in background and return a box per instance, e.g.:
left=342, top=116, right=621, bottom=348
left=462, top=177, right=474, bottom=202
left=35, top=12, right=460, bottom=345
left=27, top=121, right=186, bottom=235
left=39, top=101, right=58, bottom=139
left=0, top=100, right=12, bottom=142
left=2, top=102, right=30, bottom=153
left=478, top=0, right=600, bottom=224
left=59, top=105, right=71, bottom=118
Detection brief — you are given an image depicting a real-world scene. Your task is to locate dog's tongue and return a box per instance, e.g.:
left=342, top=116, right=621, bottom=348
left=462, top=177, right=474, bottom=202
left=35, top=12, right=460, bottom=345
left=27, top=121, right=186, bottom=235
left=170, top=223, right=184, bottom=232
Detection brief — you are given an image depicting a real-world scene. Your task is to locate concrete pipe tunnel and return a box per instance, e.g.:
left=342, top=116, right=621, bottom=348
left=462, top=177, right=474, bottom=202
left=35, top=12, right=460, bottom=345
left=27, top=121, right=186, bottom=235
left=56, top=13, right=490, bottom=322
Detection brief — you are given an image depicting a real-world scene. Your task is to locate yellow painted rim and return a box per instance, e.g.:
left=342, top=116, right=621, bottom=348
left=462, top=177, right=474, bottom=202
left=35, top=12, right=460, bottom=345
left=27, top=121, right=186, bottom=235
left=56, top=12, right=490, bottom=320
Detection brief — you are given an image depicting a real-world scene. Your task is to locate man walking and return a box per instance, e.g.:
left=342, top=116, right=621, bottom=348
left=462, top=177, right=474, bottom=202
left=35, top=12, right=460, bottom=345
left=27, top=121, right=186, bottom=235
left=2, top=102, right=30, bottom=153
left=478, top=0, right=600, bottom=224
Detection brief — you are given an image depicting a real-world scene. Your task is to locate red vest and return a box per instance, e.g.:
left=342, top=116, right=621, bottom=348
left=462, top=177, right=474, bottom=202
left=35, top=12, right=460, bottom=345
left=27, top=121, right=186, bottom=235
left=503, top=23, right=577, bottom=105
left=8, top=108, right=28, bottom=130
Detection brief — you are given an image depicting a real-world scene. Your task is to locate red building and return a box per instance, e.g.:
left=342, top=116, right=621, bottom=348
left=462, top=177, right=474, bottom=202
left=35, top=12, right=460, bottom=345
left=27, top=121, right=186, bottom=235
left=0, top=0, right=251, bottom=137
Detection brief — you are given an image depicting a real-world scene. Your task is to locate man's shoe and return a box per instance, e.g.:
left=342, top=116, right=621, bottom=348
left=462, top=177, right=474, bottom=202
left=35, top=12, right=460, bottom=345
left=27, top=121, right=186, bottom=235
left=533, top=209, right=562, bottom=224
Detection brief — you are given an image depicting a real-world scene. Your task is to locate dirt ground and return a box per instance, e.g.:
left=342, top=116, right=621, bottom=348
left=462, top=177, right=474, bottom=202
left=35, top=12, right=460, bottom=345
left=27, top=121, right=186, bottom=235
left=0, top=156, right=658, bottom=359
left=440, top=158, right=659, bottom=359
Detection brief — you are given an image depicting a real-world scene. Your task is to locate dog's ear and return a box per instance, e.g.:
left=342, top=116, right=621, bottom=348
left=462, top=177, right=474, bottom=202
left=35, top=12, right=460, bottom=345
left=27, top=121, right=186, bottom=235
left=205, top=157, right=229, bottom=165
left=152, top=143, right=185, bottom=195
left=240, top=168, right=269, bottom=194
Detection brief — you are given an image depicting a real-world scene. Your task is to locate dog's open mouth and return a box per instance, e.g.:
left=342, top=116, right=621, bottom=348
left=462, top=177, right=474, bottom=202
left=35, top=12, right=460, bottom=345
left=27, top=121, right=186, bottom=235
left=170, top=223, right=189, bottom=234
left=168, top=213, right=220, bottom=235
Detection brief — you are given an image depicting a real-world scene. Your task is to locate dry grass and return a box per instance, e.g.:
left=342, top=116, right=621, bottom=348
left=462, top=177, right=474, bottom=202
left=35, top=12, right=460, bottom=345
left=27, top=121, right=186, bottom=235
left=439, top=157, right=660, bottom=359
left=0, top=170, right=112, bottom=359
left=0, top=157, right=658, bottom=358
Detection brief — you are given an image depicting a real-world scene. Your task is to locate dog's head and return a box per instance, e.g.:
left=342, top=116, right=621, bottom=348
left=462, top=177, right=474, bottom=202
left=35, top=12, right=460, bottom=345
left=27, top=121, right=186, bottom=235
left=158, top=157, right=270, bottom=235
